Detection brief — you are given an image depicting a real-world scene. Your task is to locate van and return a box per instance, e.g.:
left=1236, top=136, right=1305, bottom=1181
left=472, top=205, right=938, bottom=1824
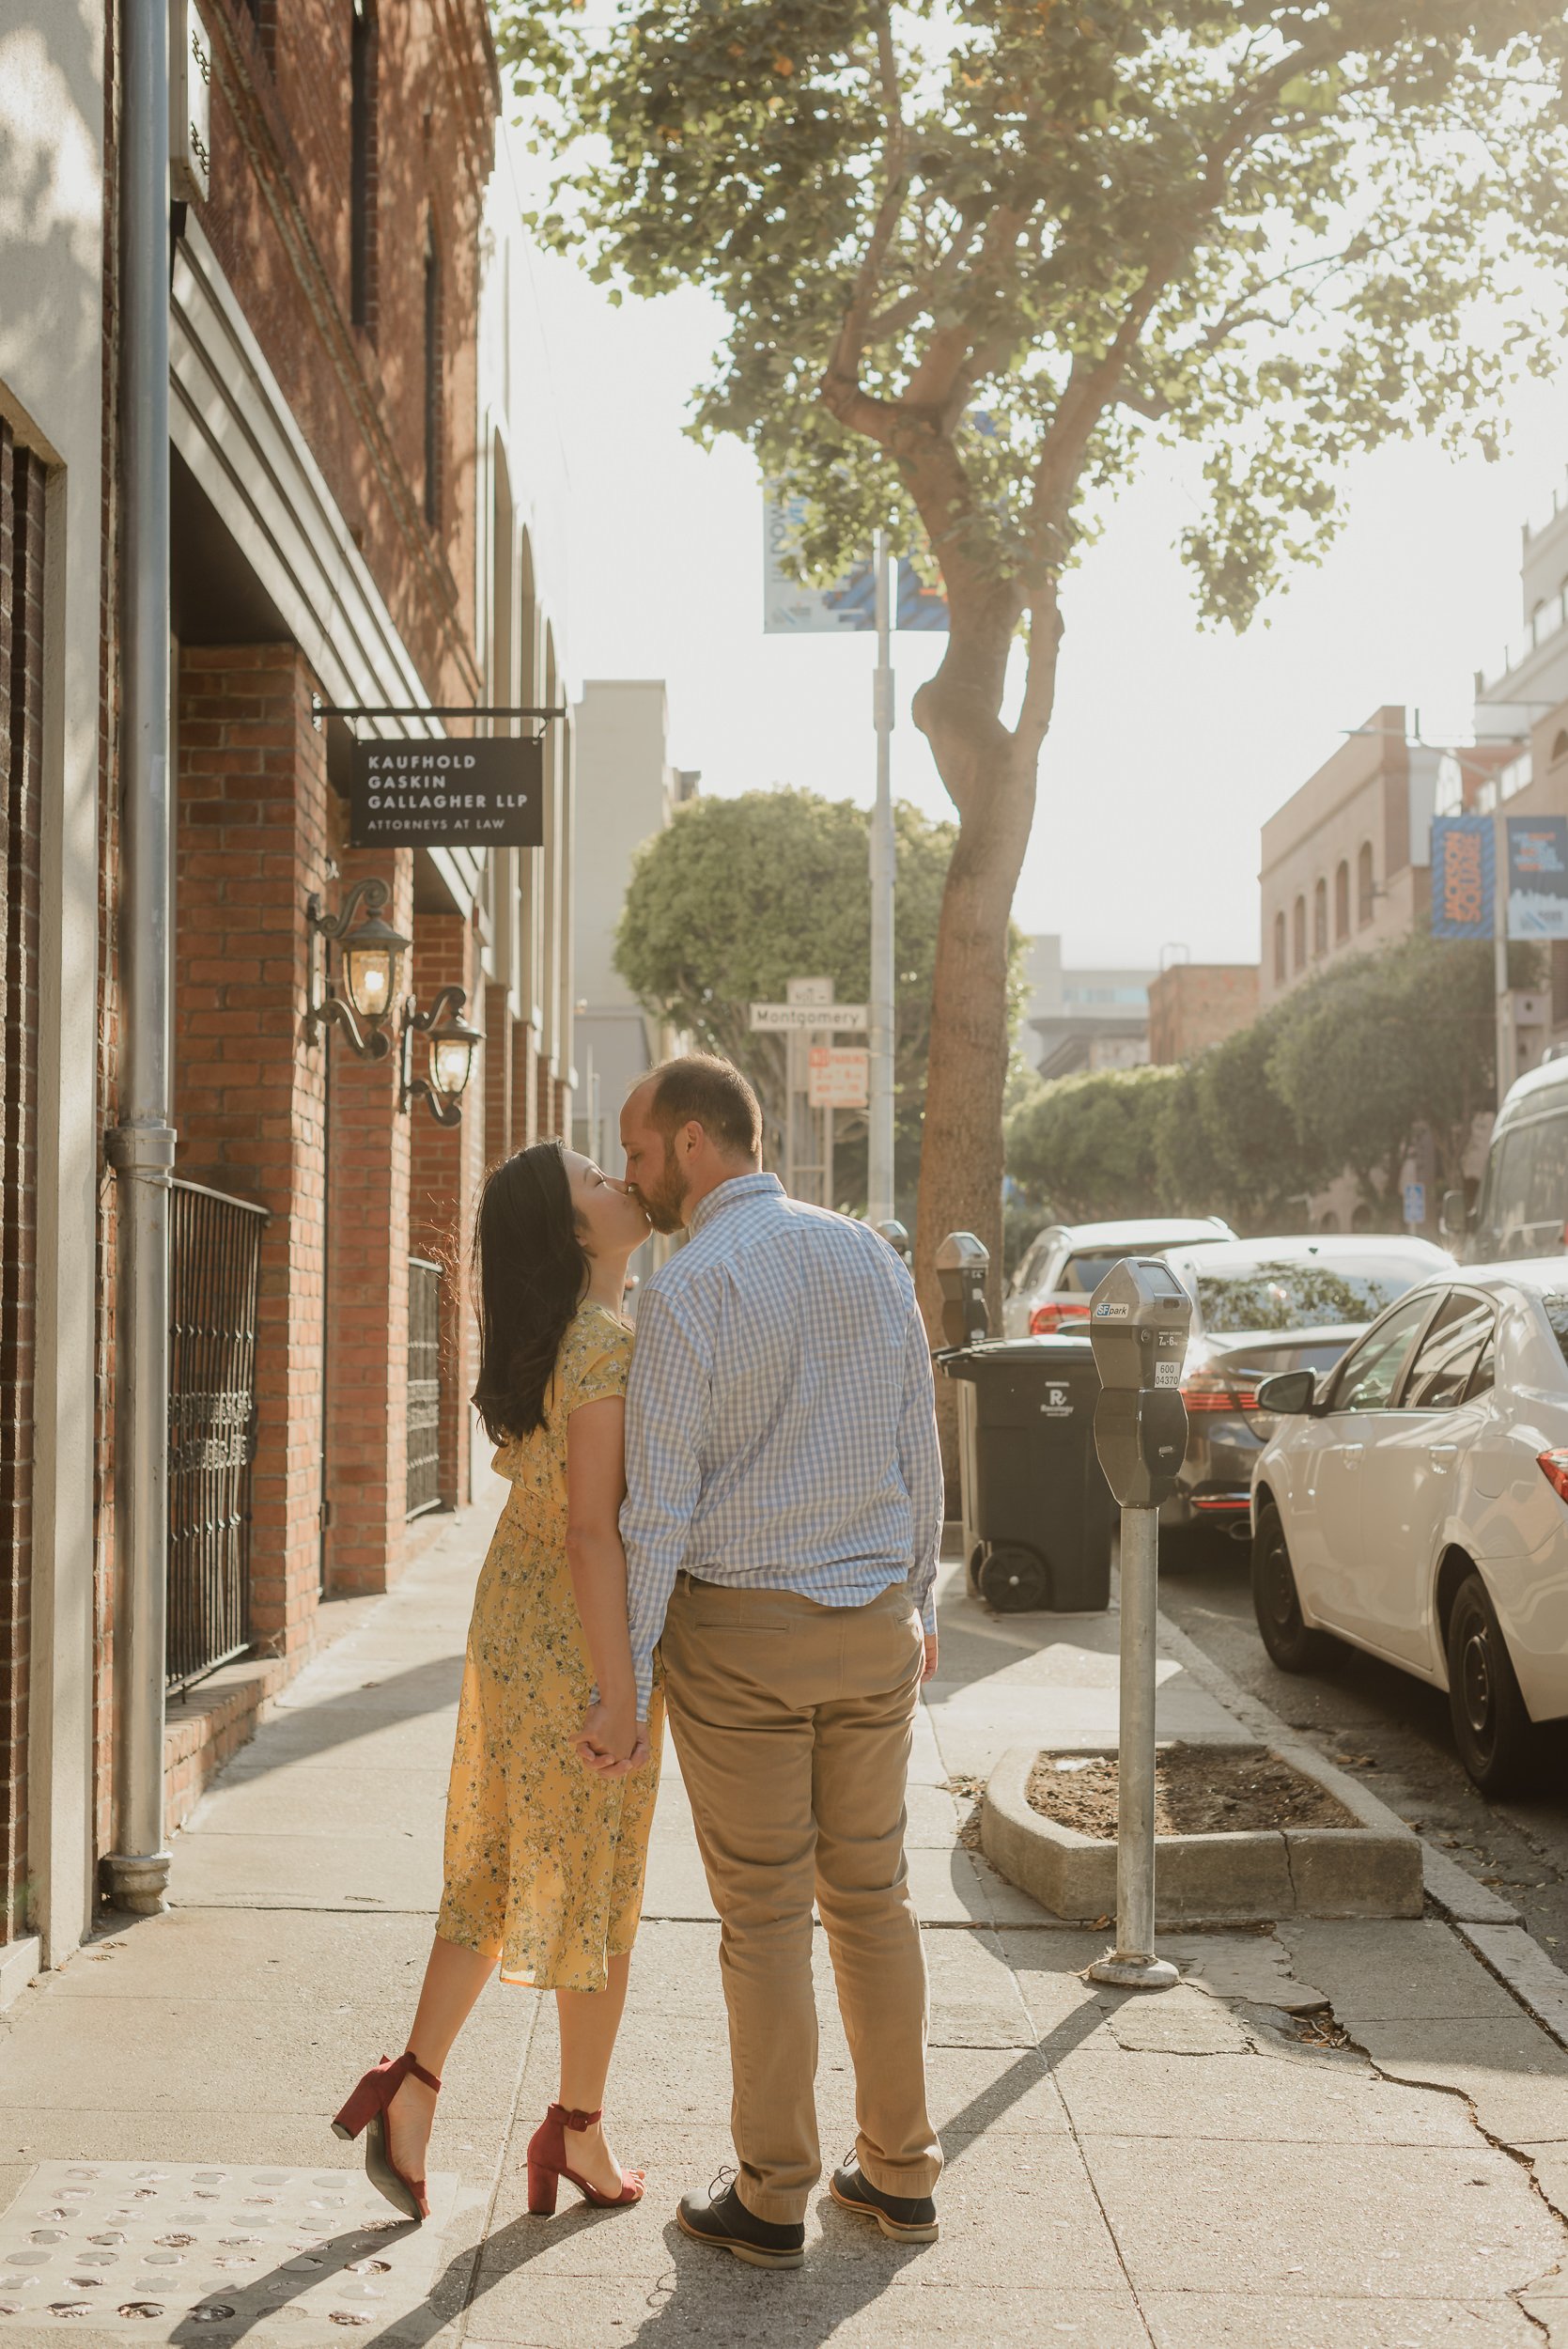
left=1452, top=1057, right=1568, bottom=1261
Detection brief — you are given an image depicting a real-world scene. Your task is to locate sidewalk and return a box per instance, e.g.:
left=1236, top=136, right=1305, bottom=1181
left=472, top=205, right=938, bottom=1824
left=2, top=1486, right=1567, bottom=2346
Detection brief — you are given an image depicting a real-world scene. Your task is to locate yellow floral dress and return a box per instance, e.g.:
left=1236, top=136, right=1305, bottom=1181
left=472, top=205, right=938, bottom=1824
left=437, top=1303, right=663, bottom=1993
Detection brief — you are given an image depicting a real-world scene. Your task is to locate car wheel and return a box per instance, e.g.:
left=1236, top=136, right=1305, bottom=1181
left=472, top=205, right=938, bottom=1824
left=1446, top=1573, right=1534, bottom=1797
left=978, top=1544, right=1050, bottom=1612
left=1250, top=1503, right=1330, bottom=1673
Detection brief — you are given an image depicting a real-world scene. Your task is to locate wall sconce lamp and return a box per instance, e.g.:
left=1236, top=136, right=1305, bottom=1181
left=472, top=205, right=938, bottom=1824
left=400, top=986, right=483, bottom=1127
left=305, top=879, right=411, bottom=1061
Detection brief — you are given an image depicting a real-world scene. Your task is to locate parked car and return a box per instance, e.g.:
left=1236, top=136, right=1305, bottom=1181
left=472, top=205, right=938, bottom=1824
left=1002, top=1216, right=1235, bottom=1340
left=1160, top=1235, right=1454, bottom=1542
left=1250, top=1260, right=1568, bottom=1793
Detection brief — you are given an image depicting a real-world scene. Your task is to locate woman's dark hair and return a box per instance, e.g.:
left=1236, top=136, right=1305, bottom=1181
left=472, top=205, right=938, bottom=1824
left=471, top=1141, right=589, bottom=1441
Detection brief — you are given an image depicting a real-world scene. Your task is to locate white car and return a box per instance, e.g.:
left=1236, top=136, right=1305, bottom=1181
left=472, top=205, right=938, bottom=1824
left=1251, top=1261, right=1568, bottom=1792
left=1003, top=1215, right=1235, bottom=1339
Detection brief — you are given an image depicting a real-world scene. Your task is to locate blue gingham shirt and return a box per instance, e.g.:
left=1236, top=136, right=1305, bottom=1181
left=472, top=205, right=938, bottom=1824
left=620, top=1173, right=944, bottom=1719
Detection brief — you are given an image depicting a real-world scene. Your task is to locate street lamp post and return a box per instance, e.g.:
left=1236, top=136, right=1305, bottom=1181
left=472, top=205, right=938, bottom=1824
left=867, top=530, right=896, bottom=1226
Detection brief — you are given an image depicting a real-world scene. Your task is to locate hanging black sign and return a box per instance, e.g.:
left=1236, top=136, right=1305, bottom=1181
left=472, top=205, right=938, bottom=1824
left=349, top=737, right=545, bottom=849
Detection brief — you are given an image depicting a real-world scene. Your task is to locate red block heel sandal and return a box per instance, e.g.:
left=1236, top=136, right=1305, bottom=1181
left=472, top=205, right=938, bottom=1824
left=332, top=2051, right=442, bottom=2223
left=525, top=2103, right=644, bottom=2216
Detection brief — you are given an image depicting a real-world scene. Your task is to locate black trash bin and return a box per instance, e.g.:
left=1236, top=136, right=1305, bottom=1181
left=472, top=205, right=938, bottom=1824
left=941, top=1336, right=1113, bottom=1613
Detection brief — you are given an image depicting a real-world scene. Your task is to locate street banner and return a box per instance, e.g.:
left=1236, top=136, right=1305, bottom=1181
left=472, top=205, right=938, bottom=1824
left=1430, top=816, right=1494, bottom=940
left=1506, top=815, right=1568, bottom=939
left=808, top=1046, right=870, bottom=1109
left=349, top=737, right=544, bottom=848
left=762, top=493, right=949, bottom=632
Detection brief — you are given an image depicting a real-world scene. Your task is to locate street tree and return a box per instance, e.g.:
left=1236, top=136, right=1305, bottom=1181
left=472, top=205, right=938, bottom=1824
left=1266, top=934, right=1513, bottom=1214
left=498, top=0, right=1568, bottom=1338
left=1004, top=1062, right=1180, bottom=1223
left=614, top=786, right=1019, bottom=1210
left=1157, top=1016, right=1332, bottom=1229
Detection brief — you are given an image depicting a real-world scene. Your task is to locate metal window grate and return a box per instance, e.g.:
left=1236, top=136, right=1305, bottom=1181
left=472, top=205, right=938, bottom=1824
left=407, top=1255, right=442, bottom=1519
left=167, top=1179, right=269, bottom=1692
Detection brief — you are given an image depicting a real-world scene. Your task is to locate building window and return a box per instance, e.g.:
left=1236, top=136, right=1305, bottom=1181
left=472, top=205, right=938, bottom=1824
left=1334, top=859, right=1350, bottom=942
left=1553, top=728, right=1568, bottom=766
left=1273, top=910, right=1286, bottom=985
left=1292, top=894, right=1306, bottom=972
left=423, top=222, right=442, bottom=530
left=349, top=3, right=378, bottom=332
left=1357, top=841, right=1374, bottom=927
left=1312, top=877, right=1327, bottom=957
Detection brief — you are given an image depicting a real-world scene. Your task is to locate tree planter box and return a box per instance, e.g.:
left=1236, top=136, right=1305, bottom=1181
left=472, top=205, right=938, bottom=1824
left=982, top=1742, right=1424, bottom=1926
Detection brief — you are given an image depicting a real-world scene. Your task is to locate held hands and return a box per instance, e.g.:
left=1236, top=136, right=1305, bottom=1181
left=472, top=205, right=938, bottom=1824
left=576, top=1698, right=650, bottom=1779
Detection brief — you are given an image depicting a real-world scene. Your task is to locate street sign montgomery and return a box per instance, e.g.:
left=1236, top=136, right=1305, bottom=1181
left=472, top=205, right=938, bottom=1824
left=349, top=737, right=544, bottom=849
left=809, top=1046, right=869, bottom=1110
left=748, top=1002, right=869, bottom=1033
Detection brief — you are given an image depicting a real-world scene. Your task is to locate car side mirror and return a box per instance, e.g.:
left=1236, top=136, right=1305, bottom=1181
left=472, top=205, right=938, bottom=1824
left=1256, top=1369, right=1317, bottom=1416
left=1440, top=1189, right=1467, bottom=1240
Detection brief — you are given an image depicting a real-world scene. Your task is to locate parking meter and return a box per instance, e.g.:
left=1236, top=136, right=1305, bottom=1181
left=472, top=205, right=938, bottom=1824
left=935, top=1232, right=989, bottom=1349
left=1085, top=1257, right=1193, bottom=1996
left=877, top=1219, right=913, bottom=1268
left=1088, top=1257, right=1192, bottom=1508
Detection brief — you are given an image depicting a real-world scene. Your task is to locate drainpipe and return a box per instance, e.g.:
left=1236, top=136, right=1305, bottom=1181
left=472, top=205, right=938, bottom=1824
left=103, top=0, right=175, bottom=1917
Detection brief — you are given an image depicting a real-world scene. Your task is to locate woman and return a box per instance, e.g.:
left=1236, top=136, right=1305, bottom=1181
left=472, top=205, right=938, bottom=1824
left=333, top=1142, right=660, bottom=2222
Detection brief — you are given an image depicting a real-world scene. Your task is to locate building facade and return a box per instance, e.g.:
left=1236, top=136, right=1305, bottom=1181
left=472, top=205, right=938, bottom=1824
left=0, top=0, right=112, bottom=1991
left=1021, top=936, right=1154, bottom=1080
left=1258, top=707, right=1437, bottom=1005
left=571, top=679, right=698, bottom=1168
left=1146, top=963, right=1260, bottom=1066
left=0, top=1, right=579, bottom=1977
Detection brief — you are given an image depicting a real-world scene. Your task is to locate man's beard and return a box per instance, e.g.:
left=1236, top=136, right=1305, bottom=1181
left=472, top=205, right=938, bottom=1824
left=636, top=1140, right=687, bottom=1236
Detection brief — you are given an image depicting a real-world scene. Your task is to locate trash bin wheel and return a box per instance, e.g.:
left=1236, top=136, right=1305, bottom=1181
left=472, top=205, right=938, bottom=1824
left=966, top=1543, right=986, bottom=1598
left=978, top=1543, right=1050, bottom=1612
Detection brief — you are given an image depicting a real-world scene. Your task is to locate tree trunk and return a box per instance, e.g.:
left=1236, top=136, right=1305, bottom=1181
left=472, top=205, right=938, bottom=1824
left=910, top=730, right=1040, bottom=1483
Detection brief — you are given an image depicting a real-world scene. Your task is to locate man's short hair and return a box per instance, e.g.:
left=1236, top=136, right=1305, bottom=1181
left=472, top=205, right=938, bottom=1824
left=635, top=1054, right=762, bottom=1159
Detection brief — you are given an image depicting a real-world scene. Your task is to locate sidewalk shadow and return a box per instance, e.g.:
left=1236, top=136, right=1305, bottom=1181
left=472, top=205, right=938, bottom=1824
left=193, top=1655, right=468, bottom=1781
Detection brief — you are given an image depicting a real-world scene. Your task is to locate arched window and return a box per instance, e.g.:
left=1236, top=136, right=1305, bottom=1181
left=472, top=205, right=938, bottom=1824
left=1334, top=859, right=1350, bottom=942
left=1273, top=909, right=1286, bottom=985
left=423, top=221, right=442, bottom=529
left=1292, top=894, right=1306, bottom=972
left=1357, top=841, right=1374, bottom=927
left=349, top=2, right=378, bottom=330
left=1312, top=877, right=1328, bottom=956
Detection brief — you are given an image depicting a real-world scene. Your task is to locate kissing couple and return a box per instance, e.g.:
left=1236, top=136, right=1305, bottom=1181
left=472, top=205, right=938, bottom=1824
left=333, top=1051, right=945, bottom=2266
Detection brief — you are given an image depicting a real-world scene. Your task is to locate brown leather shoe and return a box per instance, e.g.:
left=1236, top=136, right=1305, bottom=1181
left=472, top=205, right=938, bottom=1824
left=830, top=2157, right=939, bottom=2242
left=677, top=2171, right=804, bottom=2269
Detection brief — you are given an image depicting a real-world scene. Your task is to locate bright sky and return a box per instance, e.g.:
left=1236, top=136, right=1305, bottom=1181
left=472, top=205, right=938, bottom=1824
left=525, top=241, right=1568, bottom=974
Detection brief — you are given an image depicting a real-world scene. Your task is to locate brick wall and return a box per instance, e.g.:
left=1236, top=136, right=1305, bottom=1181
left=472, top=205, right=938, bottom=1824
left=483, top=979, right=513, bottom=1171
left=1147, top=964, right=1262, bottom=1066
left=198, top=0, right=497, bottom=708
left=324, top=845, right=415, bottom=1594
left=174, top=646, right=333, bottom=1663
left=409, top=912, right=484, bottom=1510
left=0, top=426, right=45, bottom=1942
left=514, top=1021, right=539, bottom=1153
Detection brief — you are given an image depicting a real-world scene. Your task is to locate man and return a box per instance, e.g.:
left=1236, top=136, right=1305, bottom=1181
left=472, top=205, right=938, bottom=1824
left=600, top=1051, right=944, bottom=2269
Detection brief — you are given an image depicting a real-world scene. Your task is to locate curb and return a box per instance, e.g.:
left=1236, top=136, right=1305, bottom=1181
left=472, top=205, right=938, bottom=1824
left=1151, top=1594, right=1568, bottom=2049
left=1153, top=1605, right=1527, bottom=1928
left=983, top=1739, right=1423, bottom=1925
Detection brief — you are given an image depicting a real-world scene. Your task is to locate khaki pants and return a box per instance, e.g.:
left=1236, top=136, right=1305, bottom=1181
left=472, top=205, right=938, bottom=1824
left=660, top=1574, right=942, bottom=2224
